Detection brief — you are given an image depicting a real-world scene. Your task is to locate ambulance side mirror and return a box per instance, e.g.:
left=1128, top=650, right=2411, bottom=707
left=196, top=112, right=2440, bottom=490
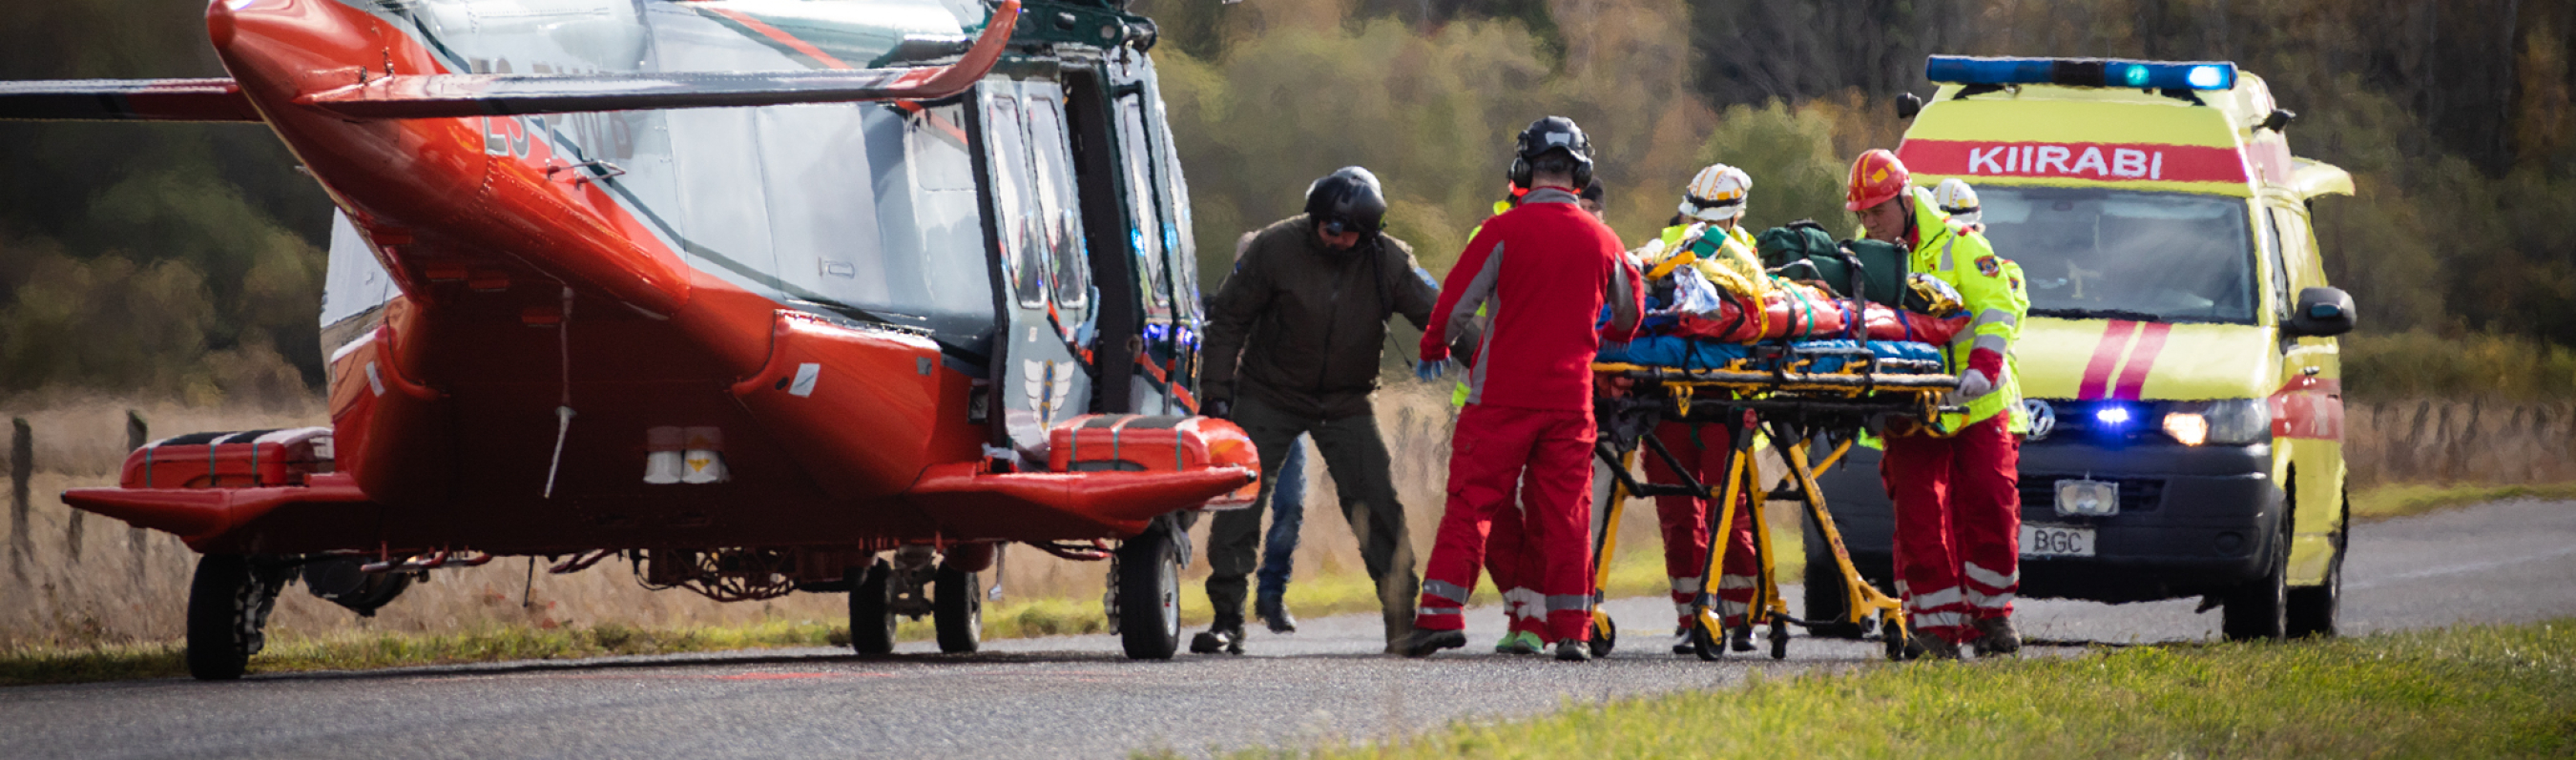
left=1896, top=92, right=1923, bottom=120
left=2260, top=108, right=2296, bottom=133
left=2286, top=287, right=2355, bottom=338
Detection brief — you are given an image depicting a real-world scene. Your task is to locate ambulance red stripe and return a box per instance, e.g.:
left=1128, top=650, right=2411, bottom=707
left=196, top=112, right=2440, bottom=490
left=2078, top=320, right=2137, bottom=400
left=2111, top=322, right=2174, bottom=400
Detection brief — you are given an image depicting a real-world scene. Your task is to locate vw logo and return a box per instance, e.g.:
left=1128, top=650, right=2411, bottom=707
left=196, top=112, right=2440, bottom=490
left=2024, top=399, right=2056, bottom=441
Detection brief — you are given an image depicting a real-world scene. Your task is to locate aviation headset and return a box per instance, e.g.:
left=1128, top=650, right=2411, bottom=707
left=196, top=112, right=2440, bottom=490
left=1508, top=116, right=1594, bottom=192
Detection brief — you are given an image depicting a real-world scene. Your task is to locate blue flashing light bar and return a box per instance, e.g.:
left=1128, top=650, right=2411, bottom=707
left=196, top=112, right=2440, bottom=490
left=2094, top=405, right=2134, bottom=426
left=1926, top=55, right=2238, bottom=92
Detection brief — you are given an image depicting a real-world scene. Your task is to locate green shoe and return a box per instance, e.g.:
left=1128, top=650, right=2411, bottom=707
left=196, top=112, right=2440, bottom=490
left=1496, top=630, right=1545, bottom=655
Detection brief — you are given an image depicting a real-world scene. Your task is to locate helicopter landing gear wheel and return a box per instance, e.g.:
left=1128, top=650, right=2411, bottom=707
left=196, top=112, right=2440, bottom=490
left=933, top=565, right=982, bottom=654
left=849, top=559, right=897, bottom=655
left=1114, top=525, right=1182, bottom=660
left=186, top=554, right=285, bottom=681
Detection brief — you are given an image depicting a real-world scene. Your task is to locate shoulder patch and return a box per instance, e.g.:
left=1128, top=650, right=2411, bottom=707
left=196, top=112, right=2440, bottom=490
left=1976, top=255, right=2002, bottom=277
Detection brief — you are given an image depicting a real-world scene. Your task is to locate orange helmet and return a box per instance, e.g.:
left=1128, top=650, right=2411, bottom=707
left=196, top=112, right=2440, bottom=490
left=1844, top=149, right=1911, bottom=211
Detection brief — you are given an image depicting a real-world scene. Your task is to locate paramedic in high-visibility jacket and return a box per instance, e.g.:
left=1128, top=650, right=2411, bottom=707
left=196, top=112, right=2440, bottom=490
left=1846, top=149, right=2030, bottom=660
left=1403, top=116, right=1643, bottom=662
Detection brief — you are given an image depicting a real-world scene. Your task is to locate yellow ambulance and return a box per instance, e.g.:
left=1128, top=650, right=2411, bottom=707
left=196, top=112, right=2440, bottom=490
left=1811, top=56, right=2357, bottom=641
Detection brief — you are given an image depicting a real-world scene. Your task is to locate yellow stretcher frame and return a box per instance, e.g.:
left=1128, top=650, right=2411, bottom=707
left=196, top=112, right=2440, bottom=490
left=1589, top=353, right=1957, bottom=661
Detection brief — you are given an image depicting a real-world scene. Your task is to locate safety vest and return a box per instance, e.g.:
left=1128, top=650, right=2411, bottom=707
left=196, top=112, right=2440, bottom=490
left=1450, top=200, right=1518, bottom=408
left=1904, top=186, right=2029, bottom=432
left=1647, top=223, right=1767, bottom=301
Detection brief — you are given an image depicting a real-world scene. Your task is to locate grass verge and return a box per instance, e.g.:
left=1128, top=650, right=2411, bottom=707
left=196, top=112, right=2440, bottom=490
left=1215, top=619, right=2576, bottom=759
left=2352, top=482, right=2576, bottom=522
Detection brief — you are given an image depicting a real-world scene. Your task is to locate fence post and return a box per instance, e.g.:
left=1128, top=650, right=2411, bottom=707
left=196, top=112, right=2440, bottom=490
left=128, top=410, right=149, bottom=574
left=10, top=417, right=29, bottom=580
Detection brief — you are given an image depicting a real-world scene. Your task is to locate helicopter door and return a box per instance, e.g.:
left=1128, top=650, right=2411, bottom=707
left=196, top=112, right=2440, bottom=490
left=1110, top=93, right=1179, bottom=415
left=1145, top=81, right=1205, bottom=410
left=979, top=81, right=1094, bottom=461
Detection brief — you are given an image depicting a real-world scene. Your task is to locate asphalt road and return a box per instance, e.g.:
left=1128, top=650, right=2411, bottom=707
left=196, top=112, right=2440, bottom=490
left=8, top=498, right=2574, bottom=759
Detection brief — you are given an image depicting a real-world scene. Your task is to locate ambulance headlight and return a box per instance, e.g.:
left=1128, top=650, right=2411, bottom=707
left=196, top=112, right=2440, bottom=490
left=2161, top=400, right=2271, bottom=446
left=2162, top=412, right=2209, bottom=446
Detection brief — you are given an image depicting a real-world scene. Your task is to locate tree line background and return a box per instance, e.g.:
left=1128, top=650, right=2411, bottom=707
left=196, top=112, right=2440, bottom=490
left=1, top=0, right=2570, bottom=402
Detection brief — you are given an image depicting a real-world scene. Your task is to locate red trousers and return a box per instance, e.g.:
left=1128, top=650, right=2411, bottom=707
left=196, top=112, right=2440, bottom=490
left=1880, top=415, right=2021, bottom=645
left=1641, top=421, right=1760, bottom=629
left=1418, top=404, right=1595, bottom=642
left=1482, top=473, right=1548, bottom=638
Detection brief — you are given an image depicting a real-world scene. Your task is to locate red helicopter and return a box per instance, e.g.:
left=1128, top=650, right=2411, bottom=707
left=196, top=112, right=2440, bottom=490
left=0, top=0, right=1254, bottom=678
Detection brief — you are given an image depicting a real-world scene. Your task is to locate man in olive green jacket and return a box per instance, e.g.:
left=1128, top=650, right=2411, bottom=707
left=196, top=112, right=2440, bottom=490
left=1196, top=166, right=1465, bottom=654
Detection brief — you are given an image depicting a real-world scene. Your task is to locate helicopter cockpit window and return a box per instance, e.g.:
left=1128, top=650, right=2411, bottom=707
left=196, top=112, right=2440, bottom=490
left=1027, top=97, right=1088, bottom=308
left=984, top=95, right=1048, bottom=308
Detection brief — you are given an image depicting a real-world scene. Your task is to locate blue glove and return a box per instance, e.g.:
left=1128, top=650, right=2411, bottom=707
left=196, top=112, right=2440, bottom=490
left=1413, top=359, right=1446, bottom=381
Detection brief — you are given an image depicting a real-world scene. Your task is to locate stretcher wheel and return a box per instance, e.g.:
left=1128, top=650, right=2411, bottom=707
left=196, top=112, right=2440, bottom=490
left=1589, top=614, right=1617, bottom=658
left=1881, top=616, right=1912, bottom=662
left=1769, top=618, right=1790, bottom=660
left=1690, top=616, right=1723, bottom=662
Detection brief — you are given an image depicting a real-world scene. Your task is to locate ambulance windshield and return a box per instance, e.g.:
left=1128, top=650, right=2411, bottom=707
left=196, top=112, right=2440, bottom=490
left=1976, top=186, right=2256, bottom=324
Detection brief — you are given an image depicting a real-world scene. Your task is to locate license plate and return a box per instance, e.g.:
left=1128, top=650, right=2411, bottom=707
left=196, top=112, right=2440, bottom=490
left=2021, top=523, right=2095, bottom=557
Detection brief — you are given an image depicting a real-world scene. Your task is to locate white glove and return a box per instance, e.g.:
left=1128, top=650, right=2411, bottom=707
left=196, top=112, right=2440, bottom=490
left=1955, top=368, right=1994, bottom=400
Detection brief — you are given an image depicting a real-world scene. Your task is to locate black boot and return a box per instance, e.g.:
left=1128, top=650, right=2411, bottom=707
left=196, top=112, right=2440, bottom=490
left=1728, top=624, right=1756, bottom=653
left=1972, top=615, right=2021, bottom=656
left=1256, top=594, right=1298, bottom=634
left=1190, top=614, right=1247, bottom=655
left=1400, top=628, right=1465, bottom=658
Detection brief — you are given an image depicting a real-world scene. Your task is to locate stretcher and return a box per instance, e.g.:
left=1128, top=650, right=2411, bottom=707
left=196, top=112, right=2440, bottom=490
left=1585, top=337, right=1962, bottom=661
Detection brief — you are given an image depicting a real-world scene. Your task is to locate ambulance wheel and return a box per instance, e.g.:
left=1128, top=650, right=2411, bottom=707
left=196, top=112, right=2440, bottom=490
left=2223, top=489, right=2294, bottom=642
left=1690, top=614, right=1723, bottom=662
left=2286, top=489, right=2347, bottom=639
left=186, top=554, right=284, bottom=681
left=849, top=560, right=897, bottom=655
left=1769, top=618, right=1791, bottom=660
left=1115, top=526, right=1182, bottom=660
left=1589, top=614, right=1616, bottom=658
left=933, top=565, right=982, bottom=654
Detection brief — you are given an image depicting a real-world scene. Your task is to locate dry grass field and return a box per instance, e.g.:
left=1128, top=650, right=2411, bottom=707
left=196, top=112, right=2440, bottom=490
left=6, top=386, right=2566, bottom=654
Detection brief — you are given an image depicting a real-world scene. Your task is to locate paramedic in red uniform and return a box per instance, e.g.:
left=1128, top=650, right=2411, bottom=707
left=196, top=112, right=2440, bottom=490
left=1848, top=149, right=2029, bottom=660
left=1645, top=164, right=1767, bottom=655
left=1403, top=116, right=1642, bottom=661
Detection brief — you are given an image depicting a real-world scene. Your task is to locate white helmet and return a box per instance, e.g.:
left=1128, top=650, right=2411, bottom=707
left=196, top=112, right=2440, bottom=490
left=1934, top=177, right=1982, bottom=226
left=1680, top=164, right=1752, bottom=222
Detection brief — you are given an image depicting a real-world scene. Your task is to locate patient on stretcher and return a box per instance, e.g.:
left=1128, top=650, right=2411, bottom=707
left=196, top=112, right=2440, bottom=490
left=1602, top=228, right=1969, bottom=377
